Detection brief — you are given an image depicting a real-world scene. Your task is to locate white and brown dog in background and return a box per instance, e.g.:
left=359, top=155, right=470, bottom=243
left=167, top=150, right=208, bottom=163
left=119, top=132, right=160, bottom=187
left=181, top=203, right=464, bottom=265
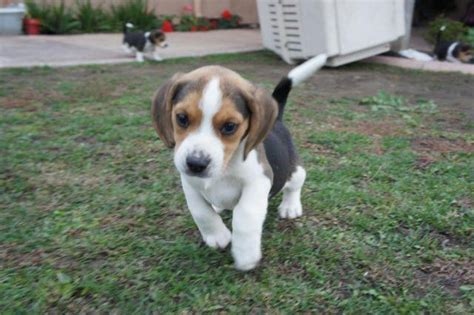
left=151, top=55, right=327, bottom=270
left=122, top=23, right=168, bottom=62
left=434, top=26, right=473, bottom=63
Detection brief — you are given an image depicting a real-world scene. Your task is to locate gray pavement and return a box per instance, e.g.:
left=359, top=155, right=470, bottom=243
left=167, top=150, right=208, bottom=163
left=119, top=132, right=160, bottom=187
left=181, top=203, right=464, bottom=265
left=0, top=29, right=263, bottom=68
left=1, top=28, right=473, bottom=74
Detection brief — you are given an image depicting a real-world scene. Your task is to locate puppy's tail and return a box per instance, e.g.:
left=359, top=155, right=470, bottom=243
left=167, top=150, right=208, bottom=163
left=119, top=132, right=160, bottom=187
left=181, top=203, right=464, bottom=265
left=435, top=25, right=446, bottom=48
left=272, top=54, right=327, bottom=121
left=123, top=22, right=134, bottom=34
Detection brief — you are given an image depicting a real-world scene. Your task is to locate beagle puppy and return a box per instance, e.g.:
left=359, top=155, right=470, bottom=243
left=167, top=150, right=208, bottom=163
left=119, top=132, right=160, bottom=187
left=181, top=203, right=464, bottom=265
left=122, top=23, right=168, bottom=62
left=434, top=25, right=473, bottom=63
left=151, top=55, right=327, bottom=270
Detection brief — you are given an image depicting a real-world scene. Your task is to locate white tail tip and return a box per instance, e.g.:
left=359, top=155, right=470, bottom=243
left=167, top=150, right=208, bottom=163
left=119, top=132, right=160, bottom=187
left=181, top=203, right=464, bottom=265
left=440, top=25, right=446, bottom=31
left=288, top=54, right=327, bottom=86
left=126, top=23, right=134, bottom=28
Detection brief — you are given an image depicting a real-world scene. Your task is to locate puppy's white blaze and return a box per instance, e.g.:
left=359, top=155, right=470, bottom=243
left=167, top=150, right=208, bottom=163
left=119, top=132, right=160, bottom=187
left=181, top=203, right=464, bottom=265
left=288, top=54, right=327, bottom=87
left=175, top=78, right=224, bottom=178
left=199, top=77, right=222, bottom=119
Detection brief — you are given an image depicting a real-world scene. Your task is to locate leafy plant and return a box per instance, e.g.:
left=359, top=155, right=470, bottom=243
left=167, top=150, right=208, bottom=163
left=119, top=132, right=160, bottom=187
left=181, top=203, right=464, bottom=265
left=197, top=17, right=210, bottom=29
left=425, top=16, right=468, bottom=44
left=359, top=91, right=437, bottom=114
left=24, top=0, right=47, bottom=20
left=110, top=0, right=161, bottom=31
left=75, top=0, right=111, bottom=33
left=176, top=15, right=197, bottom=31
left=465, top=28, right=474, bottom=46
left=40, top=1, right=80, bottom=34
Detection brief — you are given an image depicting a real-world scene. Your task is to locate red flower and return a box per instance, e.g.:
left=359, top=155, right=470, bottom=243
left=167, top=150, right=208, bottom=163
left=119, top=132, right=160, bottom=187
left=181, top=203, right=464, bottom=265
left=221, top=9, right=232, bottom=20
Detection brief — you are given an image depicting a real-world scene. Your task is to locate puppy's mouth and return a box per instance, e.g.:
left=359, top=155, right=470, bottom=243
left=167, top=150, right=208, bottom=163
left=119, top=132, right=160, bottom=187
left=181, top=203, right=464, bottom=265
left=159, top=42, right=169, bottom=48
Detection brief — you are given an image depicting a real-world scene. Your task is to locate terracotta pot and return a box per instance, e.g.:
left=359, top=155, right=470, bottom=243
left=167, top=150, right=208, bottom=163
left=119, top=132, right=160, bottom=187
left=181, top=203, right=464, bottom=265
left=190, top=25, right=198, bottom=32
left=161, top=20, right=174, bottom=32
left=209, top=19, right=218, bottom=30
left=24, top=18, right=41, bottom=35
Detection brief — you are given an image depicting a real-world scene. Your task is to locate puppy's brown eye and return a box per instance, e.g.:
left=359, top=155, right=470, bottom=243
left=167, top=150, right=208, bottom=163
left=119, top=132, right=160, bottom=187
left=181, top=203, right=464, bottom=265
left=176, top=113, right=189, bottom=128
left=220, top=122, right=238, bottom=135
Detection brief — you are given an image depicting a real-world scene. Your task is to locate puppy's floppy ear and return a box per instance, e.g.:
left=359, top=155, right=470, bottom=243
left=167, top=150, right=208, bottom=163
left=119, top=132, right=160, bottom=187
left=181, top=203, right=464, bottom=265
left=460, top=44, right=472, bottom=52
left=243, top=87, right=278, bottom=159
left=151, top=73, right=183, bottom=148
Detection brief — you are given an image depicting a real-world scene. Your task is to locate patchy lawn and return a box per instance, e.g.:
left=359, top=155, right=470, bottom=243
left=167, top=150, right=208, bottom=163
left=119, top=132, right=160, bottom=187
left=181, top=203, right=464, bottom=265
left=1, top=52, right=473, bottom=313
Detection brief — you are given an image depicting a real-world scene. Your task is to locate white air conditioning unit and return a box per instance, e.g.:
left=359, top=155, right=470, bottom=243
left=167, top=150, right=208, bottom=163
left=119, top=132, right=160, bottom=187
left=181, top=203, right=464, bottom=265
left=257, top=0, right=406, bottom=66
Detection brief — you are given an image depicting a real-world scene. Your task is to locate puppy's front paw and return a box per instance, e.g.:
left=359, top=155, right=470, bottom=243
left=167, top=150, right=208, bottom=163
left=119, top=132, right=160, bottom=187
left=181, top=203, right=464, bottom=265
left=203, top=228, right=231, bottom=249
left=278, top=199, right=303, bottom=219
left=233, top=249, right=261, bottom=271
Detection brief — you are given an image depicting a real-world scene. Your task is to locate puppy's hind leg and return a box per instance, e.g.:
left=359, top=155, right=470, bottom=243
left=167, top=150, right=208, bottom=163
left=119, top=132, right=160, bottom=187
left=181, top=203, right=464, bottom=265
left=135, top=51, right=144, bottom=62
left=278, top=166, right=306, bottom=219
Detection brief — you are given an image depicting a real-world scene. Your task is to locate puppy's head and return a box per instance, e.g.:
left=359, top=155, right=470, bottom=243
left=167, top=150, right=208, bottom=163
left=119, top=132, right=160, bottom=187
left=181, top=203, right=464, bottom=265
left=457, top=44, right=473, bottom=63
left=151, top=66, right=277, bottom=178
left=149, top=30, right=168, bottom=48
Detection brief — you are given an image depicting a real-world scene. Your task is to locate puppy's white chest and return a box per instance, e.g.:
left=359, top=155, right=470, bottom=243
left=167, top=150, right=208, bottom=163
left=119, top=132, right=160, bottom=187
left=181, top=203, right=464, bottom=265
left=200, top=176, right=243, bottom=210
left=143, top=40, right=155, bottom=52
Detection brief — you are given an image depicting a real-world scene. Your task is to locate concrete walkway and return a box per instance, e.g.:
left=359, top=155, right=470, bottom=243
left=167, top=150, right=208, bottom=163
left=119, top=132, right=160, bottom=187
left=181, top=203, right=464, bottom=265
left=1, top=28, right=473, bottom=74
left=0, top=29, right=263, bottom=68
left=367, top=55, right=474, bottom=75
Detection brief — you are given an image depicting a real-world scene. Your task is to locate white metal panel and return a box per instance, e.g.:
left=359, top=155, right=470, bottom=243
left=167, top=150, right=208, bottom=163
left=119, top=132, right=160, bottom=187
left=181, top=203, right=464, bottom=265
left=335, top=0, right=405, bottom=54
left=257, top=0, right=407, bottom=66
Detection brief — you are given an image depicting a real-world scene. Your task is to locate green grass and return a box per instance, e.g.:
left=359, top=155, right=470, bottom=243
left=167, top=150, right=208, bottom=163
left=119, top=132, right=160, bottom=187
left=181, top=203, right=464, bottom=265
left=1, top=52, right=473, bottom=313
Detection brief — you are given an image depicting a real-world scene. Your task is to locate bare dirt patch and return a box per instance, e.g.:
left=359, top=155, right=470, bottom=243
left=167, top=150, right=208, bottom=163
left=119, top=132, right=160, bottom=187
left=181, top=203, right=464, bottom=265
left=320, top=117, right=406, bottom=137
left=415, top=155, right=438, bottom=169
left=412, top=137, right=474, bottom=154
left=417, top=258, right=474, bottom=296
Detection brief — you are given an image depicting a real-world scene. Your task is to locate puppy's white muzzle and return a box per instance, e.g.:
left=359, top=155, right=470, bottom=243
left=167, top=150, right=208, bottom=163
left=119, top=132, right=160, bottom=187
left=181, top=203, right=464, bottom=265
left=174, top=132, right=224, bottom=179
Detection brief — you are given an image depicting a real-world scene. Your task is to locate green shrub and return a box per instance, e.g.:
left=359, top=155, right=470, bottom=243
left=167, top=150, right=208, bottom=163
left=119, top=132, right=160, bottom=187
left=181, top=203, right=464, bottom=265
left=25, top=0, right=47, bottom=20
left=75, top=0, right=112, bottom=33
left=110, top=0, right=161, bottom=31
left=465, top=28, right=474, bottom=46
left=175, top=15, right=196, bottom=31
left=425, top=16, right=468, bottom=44
left=35, top=1, right=80, bottom=34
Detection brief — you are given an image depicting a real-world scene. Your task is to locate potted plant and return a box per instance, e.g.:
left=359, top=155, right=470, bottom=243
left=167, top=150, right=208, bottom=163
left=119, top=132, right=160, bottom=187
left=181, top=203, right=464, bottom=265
left=24, top=0, right=43, bottom=35
left=197, top=17, right=210, bottom=31
left=218, top=9, right=241, bottom=29
left=161, top=19, right=174, bottom=32
left=209, top=18, right=219, bottom=30
left=159, top=15, right=176, bottom=33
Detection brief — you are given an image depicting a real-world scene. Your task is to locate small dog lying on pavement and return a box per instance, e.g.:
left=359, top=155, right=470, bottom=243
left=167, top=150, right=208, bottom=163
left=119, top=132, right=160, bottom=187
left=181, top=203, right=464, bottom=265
left=122, top=23, right=168, bottom=62
left=151, top=54, right=327, bottom=270
left=434, top=26, right=473, bottom=63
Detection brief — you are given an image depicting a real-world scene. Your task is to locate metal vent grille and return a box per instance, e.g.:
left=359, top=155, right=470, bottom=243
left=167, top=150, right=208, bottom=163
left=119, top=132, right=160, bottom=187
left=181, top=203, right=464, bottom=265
left=267, top=1, right=302, bottom=53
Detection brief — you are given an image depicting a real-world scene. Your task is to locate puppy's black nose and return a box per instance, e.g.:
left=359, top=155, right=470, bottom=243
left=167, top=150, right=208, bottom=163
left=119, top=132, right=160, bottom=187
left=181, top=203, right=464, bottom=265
left=186, top=155, right=210, bottom=174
